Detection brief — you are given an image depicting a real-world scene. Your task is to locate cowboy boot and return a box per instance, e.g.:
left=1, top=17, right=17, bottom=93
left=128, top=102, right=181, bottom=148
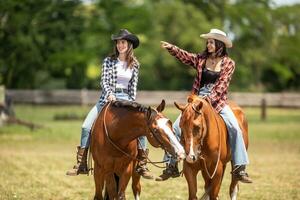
left=232, top=165, right=252, bottom=183
left=66, top=146, right=89, bottom=176
left=136, top=149, right=154, bottom=179
left=155, top=162, right=180, bottom=181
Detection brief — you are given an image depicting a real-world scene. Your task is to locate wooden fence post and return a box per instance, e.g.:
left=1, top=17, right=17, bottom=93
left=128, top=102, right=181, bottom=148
left=81, top=88, right=88, bottom=106
left=0, top=85, right=4, bottom=105
left=0, top=86, right=6, bottom=126
left=261, top=98, right=267, bottom=121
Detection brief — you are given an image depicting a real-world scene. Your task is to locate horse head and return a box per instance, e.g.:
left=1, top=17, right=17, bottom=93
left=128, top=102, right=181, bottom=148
left=174, top=95, right=209, bottom=164
left=146, top=100, right=186, bottom=161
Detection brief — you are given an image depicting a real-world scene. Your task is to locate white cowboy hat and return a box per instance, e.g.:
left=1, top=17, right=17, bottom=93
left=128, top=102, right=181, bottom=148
left=200, top=29, right=232, bottom=48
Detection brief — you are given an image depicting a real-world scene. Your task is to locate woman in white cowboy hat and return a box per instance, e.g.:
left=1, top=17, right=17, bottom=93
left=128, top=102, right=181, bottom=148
left=157, top=28, right=252, bottom=183
left=66, top=29, right=154, bottom=179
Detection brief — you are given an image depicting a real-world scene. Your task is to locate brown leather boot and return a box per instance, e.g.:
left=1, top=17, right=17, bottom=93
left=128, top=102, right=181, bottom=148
left=136, top=149, right=153, bottom=179
left=155, top=163, right=180, bottom=181
left=232, top=165, right=252, bottom=183
left=66, top=146, right=89, bottom=176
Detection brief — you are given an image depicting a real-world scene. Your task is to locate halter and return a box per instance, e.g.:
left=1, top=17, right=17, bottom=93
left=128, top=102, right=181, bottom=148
left=103, top=101, right=168, bottom=168
left=191, top=104, right=206, bottom=148
left=190, top=99, right=221, bottom=179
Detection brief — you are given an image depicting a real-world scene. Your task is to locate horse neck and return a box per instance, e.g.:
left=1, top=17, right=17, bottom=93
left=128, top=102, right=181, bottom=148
left=110, top=109, right=148, bottom=145
left=202, top=102, right=221, bottom=144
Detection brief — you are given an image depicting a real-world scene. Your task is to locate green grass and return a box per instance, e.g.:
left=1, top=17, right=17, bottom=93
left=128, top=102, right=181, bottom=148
left=0, top=105, right=300, bottom=200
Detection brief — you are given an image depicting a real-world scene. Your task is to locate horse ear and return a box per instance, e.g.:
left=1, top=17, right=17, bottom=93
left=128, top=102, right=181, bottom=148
left=195, top=101, right=203, bottom=112
left=174, top=102, right=186, bottom=111
left=188, top=96, right=194, bottom=103
left=156, top=99, right=166, bottom=112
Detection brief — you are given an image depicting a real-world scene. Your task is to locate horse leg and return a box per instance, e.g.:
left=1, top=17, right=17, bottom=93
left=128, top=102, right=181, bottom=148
left=183, top=162, right=198, bottom=200
left=106, top=173, right=118, bottom=200
left=132, top=170, right=141, bottom=200
left=229, top=163, right=239, bottom=200
left=117, top=163, right=133, bottom=200
left=103, top=174, right=119, bottom=200
left=199, top=170, right=211, bottom=200
left=93, top=163, right=104, bottom=200
left=208, top=164, right=225, bottom=200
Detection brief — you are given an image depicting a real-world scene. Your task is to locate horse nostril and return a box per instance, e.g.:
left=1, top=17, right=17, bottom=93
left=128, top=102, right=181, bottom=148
left=192, top=155, right=196, bottom=161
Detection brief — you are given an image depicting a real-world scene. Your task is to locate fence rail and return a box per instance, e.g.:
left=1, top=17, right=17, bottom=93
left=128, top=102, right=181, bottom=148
left=6, top=90, right=300, bottom=107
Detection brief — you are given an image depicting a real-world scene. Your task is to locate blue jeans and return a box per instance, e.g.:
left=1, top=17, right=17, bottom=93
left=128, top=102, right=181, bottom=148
left=80, top=92, right=147, bottom=150
left=165, top=85, right=249, bottom=166
left=220, top=105, right=249, bottom=166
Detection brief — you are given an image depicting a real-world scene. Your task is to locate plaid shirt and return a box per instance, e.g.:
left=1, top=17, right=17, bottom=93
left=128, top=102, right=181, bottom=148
left=98, top=57, right=139, bottom=107
left=167, top=45, right=235, bottom=113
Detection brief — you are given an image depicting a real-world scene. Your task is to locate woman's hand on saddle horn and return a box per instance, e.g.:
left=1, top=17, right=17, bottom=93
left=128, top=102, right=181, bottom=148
left=107, top=94, right=116, bottom=101
left=160, top=41, right=172, bottom=49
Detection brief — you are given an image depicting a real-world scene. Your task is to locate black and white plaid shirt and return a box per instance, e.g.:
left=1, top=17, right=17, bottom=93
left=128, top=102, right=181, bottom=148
left=98, top=56, right=139, bottom=106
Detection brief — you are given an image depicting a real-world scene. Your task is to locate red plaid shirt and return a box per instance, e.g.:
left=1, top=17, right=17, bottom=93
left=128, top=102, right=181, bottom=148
left=167, top=45, right=235, bottom=113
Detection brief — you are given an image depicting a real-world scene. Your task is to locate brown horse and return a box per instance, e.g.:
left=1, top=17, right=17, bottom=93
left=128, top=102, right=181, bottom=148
left=174, top=95, right=249, bottom=200
left=91, top=99, right=185, bottom=200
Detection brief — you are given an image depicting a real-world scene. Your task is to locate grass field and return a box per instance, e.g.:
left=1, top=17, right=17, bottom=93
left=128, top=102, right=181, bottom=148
left=0, top=104, right=299, bottom=200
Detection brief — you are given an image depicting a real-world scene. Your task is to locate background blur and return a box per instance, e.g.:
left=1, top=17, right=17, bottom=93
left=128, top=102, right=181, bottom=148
left=1, top=1, right=300, bottom=200
left=1, top=0, right=299, bottom=92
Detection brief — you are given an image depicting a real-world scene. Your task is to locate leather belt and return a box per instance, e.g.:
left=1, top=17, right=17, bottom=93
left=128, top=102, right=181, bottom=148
left=115, top=88, right=129, bottom=94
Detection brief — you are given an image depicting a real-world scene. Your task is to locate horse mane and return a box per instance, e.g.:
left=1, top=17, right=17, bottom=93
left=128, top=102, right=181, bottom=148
left=111, top=100, right=149, bottom=113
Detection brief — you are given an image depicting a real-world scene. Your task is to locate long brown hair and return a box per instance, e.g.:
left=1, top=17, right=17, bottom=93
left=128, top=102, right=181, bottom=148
left=201, top=39, right=228, bottom=59
left=110, top=41, right=137, bottom=69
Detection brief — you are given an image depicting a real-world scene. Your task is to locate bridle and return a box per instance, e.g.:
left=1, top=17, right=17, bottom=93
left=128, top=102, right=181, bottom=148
left=146, top=111, right=170, bottom=151
left=102, top=101, right=169, bottom=168
left=191, top=103, right=206, bottom=148
left=189, top=99, right=221, bottom=179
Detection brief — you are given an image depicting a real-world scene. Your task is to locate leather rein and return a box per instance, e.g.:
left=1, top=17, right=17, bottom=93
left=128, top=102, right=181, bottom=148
left=191, top=100, right=221, bottom=179
left=103, top=101, right=168, bottom=168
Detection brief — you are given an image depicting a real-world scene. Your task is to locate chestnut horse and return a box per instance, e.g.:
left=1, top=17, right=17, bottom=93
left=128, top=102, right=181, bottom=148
left=91, top=99, right=185, bottom=200
left=175, top=95, right=249, bottom=200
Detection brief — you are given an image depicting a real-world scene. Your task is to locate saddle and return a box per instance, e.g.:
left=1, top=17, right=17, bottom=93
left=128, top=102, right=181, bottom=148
left=112, top=100, right=148, bottom=112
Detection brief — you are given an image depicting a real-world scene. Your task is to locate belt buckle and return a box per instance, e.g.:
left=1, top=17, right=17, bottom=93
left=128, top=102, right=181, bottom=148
left=116, top=88, right=126, bottom=93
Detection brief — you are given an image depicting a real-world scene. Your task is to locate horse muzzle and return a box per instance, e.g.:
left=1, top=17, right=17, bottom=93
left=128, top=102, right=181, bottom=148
left=176, top=151, right=186, bottom=161
left=186, top=153, right=197, bottom=163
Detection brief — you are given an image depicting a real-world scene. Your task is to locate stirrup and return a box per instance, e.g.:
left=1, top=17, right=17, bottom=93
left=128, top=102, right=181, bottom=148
left=155, top=167, right=180, bottom=181
left=231, top=166, right=252, bottom=184
left=136, top=166, right=153, bottom=179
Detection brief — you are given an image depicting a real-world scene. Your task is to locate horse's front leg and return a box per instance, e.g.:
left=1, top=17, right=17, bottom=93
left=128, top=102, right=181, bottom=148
left=106, top=173, right=118, bottom=200
left=200, top=169, right=211, bottom=200
left=117, top=162, right=133, bottom=200
left=183, top=162, right=199, bottom=200
left=229, top=162, right=239, bottom=200
left=94, top=162, right=104, bottom=200
left=208, top=163, right=225, bottom=200
left=131, top=161, right=141, bottom=200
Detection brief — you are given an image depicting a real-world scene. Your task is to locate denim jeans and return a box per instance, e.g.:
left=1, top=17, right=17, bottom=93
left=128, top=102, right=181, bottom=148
left=80, top=92, right=147, bottom=150
left=165, top=85, right=249, bottom=166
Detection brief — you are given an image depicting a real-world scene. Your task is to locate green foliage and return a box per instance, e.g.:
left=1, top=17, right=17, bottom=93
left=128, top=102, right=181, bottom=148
left=0, top=0, right=88, bottom=89
left=0, top=0, right=299, bottom=91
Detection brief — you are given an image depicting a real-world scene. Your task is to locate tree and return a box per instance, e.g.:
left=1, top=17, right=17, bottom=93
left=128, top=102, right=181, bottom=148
left=0, top=0, right=88, bottom=89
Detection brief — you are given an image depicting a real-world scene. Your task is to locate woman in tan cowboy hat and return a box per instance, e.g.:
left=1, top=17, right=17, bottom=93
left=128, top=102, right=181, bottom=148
left=66, top=29, right=154, bottom=179
left=157, top=28, right=252, bottom=183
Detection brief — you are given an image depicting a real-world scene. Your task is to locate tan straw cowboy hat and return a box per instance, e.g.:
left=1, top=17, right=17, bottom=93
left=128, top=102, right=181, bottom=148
left=200, top=29, right=232, bottom=48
